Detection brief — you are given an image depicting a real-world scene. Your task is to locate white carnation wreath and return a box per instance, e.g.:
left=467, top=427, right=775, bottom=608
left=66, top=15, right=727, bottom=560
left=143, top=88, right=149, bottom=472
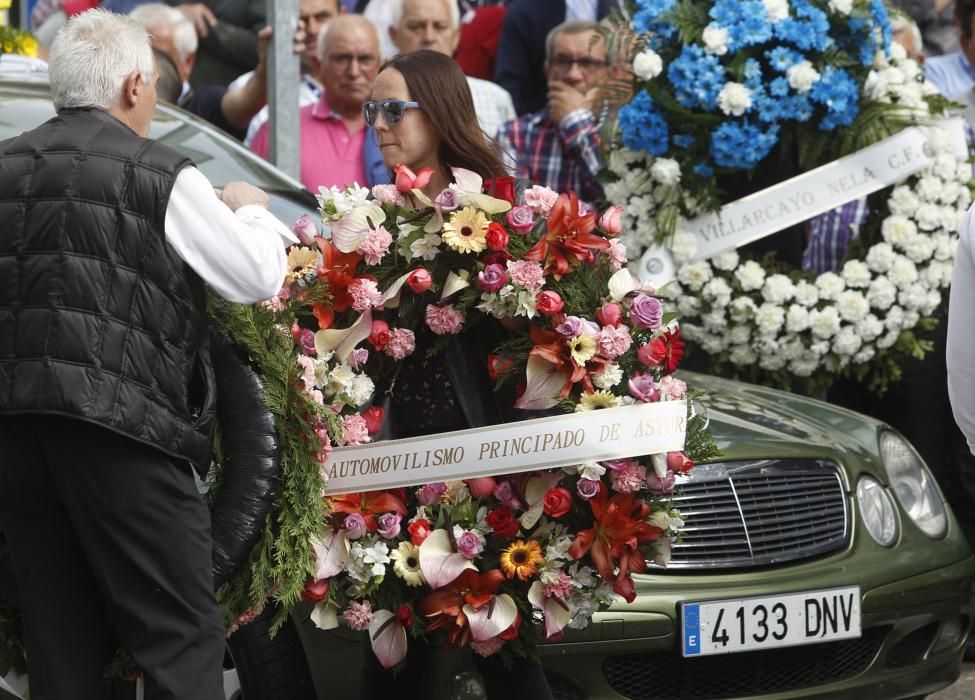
left=606, top=43, right=973, bottom=394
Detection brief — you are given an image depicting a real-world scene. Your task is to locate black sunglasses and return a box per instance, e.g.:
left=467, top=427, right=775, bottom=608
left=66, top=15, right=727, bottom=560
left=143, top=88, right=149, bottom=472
left=362, top=100, right=422, bottom=127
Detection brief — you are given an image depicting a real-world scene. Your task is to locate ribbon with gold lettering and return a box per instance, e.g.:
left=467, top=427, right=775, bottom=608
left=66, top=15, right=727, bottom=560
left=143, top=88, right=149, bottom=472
left=321, top=400, right=687, bottom=495
left=637, top=118, right=968, bottom=284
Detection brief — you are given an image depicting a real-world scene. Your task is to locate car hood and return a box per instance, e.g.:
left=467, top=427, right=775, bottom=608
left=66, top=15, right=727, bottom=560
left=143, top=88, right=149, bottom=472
left=684, top=371, right=884, bottom=470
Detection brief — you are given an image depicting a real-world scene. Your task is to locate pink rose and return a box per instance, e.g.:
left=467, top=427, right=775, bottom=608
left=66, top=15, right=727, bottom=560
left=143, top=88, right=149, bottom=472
left=466, top=477, right=497, bottom=498
left=418, top=482, right=448, bottom=506
left=435, top=187, right=461, bottom=211
left=394, top=163, right=434, bottom=193
left=455, top=529, right=484, bottom=559
left=486, top=222, right=509, bottom=251
left=368, top=320, right=390, bottom=350
left=597, top=303, right=623, bottom=328
left=535, top=290, right=564, bottom=317
left=505, top=205, right=535, bottom=234
left=667, top=451, right=694, bottom=474
left=647, top=470, right=676, bottom=495
left=576, top=478, right=601, bottom=500
left=493, top=480, right=521, bottom=508
left=425, top=304, right=465, bottom=335
left=478, top=263, right=508, bottom=292
left=628, top=372, right=660, bottom=402
left=377, top=512, right=403, bottom=539
left=598, top=205, right=624, bottom=235
left=299, top=328, right=317, bottom=356
left=291, top=213, right=319, bottom=245
left=344, top=512, right=367, bottom=540
left=406, top=268, right=433, bottom=294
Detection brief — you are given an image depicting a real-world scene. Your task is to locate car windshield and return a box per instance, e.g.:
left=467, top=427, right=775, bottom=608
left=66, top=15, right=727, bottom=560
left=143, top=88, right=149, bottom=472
left=0, top=80, right=318, bottom=225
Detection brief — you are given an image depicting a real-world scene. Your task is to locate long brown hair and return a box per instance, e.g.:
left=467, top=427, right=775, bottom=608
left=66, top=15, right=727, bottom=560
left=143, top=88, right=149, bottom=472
left=380, top=50, right=507, bottom=182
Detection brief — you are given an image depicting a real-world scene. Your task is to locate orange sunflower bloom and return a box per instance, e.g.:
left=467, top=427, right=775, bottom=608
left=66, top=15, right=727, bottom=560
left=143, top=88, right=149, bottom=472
left=499, top=539, right=544, bottom=581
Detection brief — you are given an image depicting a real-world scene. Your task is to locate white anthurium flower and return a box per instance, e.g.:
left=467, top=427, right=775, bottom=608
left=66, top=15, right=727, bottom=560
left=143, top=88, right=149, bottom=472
left=310, top=601, right=339, bottom=630
left=465, top=593, right=519, bottom=642
left=608, top=268, right=640, bottom=301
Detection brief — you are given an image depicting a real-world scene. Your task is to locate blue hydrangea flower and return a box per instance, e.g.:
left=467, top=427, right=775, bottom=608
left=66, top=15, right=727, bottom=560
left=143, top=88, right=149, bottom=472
left=810, top=67, right=859, bottom=130
left=619, top=91, right=670, bottom=155
left=633, top=0, right=678, bottom=40
left=709, top=0, right=772, bottom=49
left=769, top=77, right=790, bottom=97
left=766, top=47, right=804, bottom=72
left=709, top=120, right=780, bottom=169
left=774, top=0, right=833, bottom=52
left=667, top=45, right=725, bottom=110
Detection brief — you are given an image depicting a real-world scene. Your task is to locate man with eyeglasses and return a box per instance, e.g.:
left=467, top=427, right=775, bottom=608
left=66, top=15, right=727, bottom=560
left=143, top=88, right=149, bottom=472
left=250, top=14, right=390, bottom=192
left=497, top=19, right=608, bottom=204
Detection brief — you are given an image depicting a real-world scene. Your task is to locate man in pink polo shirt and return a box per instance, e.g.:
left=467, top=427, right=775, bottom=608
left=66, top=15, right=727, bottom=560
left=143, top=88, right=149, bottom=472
left=250, top=14, right=389, bottom=192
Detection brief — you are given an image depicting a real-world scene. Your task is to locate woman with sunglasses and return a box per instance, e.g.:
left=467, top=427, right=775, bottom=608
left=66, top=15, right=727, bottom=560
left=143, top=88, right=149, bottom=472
left=357, top=50, right=554, bottom=700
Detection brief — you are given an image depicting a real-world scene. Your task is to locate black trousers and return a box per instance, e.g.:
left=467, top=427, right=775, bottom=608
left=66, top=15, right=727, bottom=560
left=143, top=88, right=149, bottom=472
left=0, top=414, right=225, bottom=700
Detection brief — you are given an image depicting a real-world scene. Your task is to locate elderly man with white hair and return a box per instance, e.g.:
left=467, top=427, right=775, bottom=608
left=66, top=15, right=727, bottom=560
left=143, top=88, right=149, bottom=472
left=130, top=3, right=199, bottom=99
left=387, top=0, right=515, bottom=138
left=0, top=9, right=295, bottom=698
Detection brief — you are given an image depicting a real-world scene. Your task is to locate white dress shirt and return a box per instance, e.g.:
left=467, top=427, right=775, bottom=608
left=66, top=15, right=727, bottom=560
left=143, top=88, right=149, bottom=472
left=165, top=166, right=295, bottom=304
left=948, top=206, right=975, bottom=454
left=565, top=0, right=598, bottom=20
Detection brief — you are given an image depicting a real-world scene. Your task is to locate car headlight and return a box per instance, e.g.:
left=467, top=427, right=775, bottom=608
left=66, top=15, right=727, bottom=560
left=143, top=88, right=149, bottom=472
left=857, top=475, right=898, bottom=546
left=880, top=431, right=947, bottom=538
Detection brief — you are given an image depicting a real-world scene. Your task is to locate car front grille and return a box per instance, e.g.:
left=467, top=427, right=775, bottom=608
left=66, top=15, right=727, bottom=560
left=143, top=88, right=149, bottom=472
left=660, top=459, right=849, bottom=570
left=602, top=626, right=887, bottom=699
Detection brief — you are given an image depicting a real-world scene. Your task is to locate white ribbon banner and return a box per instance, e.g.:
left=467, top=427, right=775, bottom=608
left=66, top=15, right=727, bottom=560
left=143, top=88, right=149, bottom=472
left=638, top=119, right=968, bottom=284
left=321, top=400, right=687, bottom=495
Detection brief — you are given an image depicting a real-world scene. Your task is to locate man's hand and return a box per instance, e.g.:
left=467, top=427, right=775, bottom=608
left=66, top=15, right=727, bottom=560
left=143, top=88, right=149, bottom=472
left=221, top=181, right=270, bottom=211
left=178, top=3, right=217, bottom=38
left=548, top=81, right=600, bottom=125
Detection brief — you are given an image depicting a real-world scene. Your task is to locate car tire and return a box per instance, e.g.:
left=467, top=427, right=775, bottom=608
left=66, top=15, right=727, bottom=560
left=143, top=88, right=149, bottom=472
left=226, top=603, right=316, bottom=700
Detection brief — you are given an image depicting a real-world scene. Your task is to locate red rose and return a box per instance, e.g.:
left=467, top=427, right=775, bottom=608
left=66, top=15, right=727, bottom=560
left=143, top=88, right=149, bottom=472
left=597, top=303, right=623, bottom=327
left=542, top=487, right=573, bottom=518
left=396, top=604, right=414, bottom=628
left=408, top=517, right=432, bottom=545
left=362, top=406, right=385, bottom=434
left=406, top=268, right=433, bottom=294
left=485, top=222, right=509, bottom=251
left=301, top=576, right=329, bottom=603
left=368, top=319, right=391, bottom=350
left=486, top=506, right=520, bottom=539
left=484, top=176, right=517, bottom=204
left=667, top=451, right=694, bottom=474
left=535, top=290, right=564, bottom=317
left=480, top=250, right=513, bottom=267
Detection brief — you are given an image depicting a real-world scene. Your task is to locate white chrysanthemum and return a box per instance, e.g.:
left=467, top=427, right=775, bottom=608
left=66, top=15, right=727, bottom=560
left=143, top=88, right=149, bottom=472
left=633, top=49, right=664, bottom=80
left=925, top=289, right=943, bottom=314
left=348, top=373, right=375, bottom=406
left=939, top=206, right=964, bottom=233
left=854, top=347, right=877, bottom=364
left=815, top=272, right=845, bottom=300
left=887, top=186, right=920, bottom=217
left=890, top=256, right=919, bottom=286
left=735, top=260, right=766, bottom=291
left=701, top=24, right=729, bottom=55
left=762, top=273, right=796, bottom=304
left=898, top=283, right=928, bottom=311
left=915, top=203, right=942, bottom=231
left=884, top=305, right=905, bottom=330
left=670, top=231, right=699, bottom=263
left=864, top=70, right=888, bottom=100
left=650, top=158, right=681, bottom=186
left=703, top=277, right=733, bottom=306
left=915, top=175, right=944, bottom=203
left=938, top=180, right=964, bottom=207
left=791, top=358, right=820, bottom=376
left=794, top=281, right=819, bottom=306
left=759, top=352, right=788, bottom=371
left=903, top=234, right=935, bottom=264
left=702, top=309, right=728, bottom=331
left=677, top=294, right=701, bottom=317
left=728, top=325, right=751, bottom=345
left=763, top=0, right=790, bottom=22
left=828, top=0, right=852, bottom=13
left=781, top=339, right=805, bottom=361
left=786, top=304, right=810, bottom=333
left=681, top=261, right=712, bottom=291
left=699, top=335, right=724, bottom=354
left=860, top=315, right=884, bottom=342
left=833, top=327, right=862, bottom=357
left=810, top=307, right=841, bottom=339
left=933, top=233, right=955, bottom=262
left=881, top=215, right=918, bottom=246
left=922, top=261, right=946, bottom=288
left=787, top=61, right=820, bottom=93
left=712, top=250, right=740, bottom=271
left=867, top=277, right=897, bottom=309
left=866, top=242, right=896, bottom=272
left=593, top=364, right=624, bottom=390
left=755, top=303, right=786, bottom=336
left=840, top=260, right=872, bottom=288
left=889, top=42, right=909, bottom=63
left=717, top=82, right=753, bottom=116
left=728, top=296, right=757, bottom=322
left=877, top=329, right=900, bottom=349
left=836, top=290, right=870, bottom=323
left=730, top=345, right=758, bottom=365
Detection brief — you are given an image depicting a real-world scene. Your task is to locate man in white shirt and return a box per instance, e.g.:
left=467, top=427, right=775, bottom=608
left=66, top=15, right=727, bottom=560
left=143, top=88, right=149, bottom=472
left=388, top=0, right=515, bottom=138
left=0, top=10, right=293, bottom=697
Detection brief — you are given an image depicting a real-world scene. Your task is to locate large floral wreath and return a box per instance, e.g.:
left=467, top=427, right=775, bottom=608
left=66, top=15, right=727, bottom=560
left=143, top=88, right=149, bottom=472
left=603, top=0, right=972, bottom=395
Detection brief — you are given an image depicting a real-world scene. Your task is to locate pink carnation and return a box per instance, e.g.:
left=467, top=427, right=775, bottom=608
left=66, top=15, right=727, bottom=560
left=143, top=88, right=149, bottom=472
left=343, top=600, right=373, bottom=631
left=425, top=304, right=465, bottom=335
left=341, top=414, right=371, bottom=446
left=384, top=328, right=416, bottom=360
left=313, top=421, right=332, bottom=463
left=296, top=354, right=316, bottom=391
left=263, top=294, right=286, bottom=312
left=471, top=637, right=506, bottom=657
left=348, top=278, right=383, bottom=312
left=506, top=260, right=546, bottom=291
left=606, top=240, right=628, bottom=271
left=523, top=185, right=559, bottom=216
left=659, top=375, right=688, bottom=400
left=371, top=184, right=407, bottom=207
left=543, top=570, right=576, bottom=601
left=357, top=226, right=393, bottom=265
left=596, top=325, right=632, bottom=359
left=610, top=462, right=647, bottom=493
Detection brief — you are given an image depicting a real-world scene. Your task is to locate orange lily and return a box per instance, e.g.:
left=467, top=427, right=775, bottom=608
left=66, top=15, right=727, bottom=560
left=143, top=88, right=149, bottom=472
left=523, top=192, right=610, bottom=278
left=329, top=490, right=407, bottom=532
left=568, top=484, right=663, bottom=603
left=527, top=327, right=593, bottom=396
left=419, top=569, right=506, bottom=648
left=315, top=238, right=363, bottom=326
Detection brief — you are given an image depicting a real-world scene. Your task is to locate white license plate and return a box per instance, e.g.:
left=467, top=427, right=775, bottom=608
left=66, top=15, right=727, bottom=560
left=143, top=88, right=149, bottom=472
left=681, top=586, right=861, bottom=656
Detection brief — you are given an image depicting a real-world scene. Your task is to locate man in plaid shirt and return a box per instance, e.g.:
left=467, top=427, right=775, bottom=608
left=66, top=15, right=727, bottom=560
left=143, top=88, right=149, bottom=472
left=496, top=19, right=606, bottom=203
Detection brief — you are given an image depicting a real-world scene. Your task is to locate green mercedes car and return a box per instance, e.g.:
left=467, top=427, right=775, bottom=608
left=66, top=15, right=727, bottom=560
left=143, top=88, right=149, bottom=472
left=1, top=74, right=972, bottom=700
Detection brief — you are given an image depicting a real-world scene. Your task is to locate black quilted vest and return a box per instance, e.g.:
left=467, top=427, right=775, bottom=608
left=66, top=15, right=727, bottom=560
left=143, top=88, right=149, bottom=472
left=0, top=107, right=215, bottom=472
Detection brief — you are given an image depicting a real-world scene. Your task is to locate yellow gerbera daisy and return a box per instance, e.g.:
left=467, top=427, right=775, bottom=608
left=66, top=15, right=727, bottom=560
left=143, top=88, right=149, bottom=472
left=577, top=390, right=619, bottom=411
left=286, top=246, right=318, bottom=283
left=500, top=539, right=544, bottom=581
left=442, top=207, right=489, bottom=254
left=567, top=333, right=597, bottom=366
left=390, top=541, right=425, bottom=586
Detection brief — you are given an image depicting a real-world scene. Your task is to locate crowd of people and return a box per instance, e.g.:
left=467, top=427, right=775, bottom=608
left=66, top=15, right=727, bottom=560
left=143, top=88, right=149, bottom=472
left=6, top=0, right=975, bottom=697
